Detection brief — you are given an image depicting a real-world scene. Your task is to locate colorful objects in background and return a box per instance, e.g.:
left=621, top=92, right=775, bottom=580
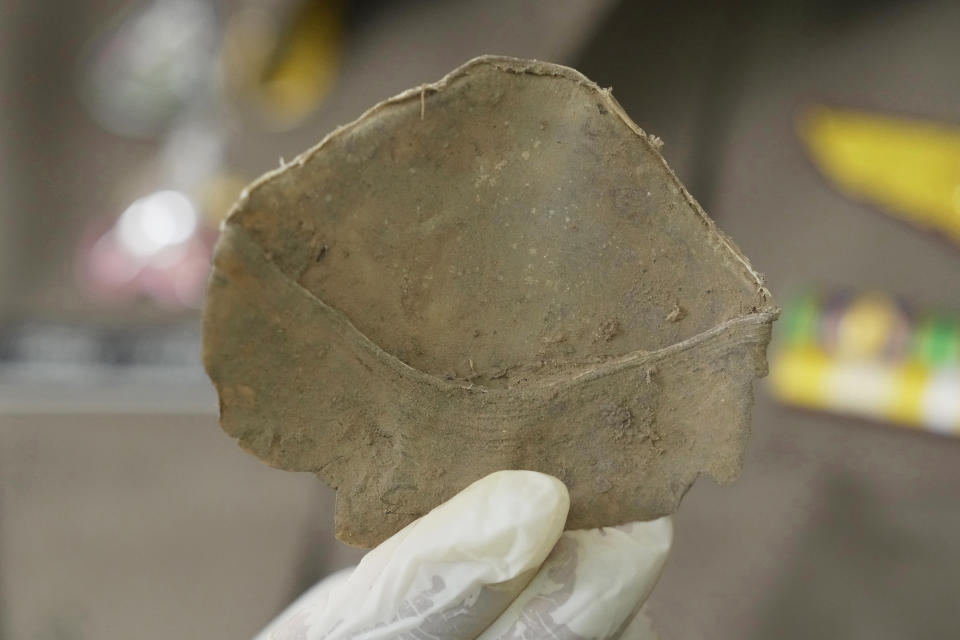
left=798, top=105, right=960, bottom=245
left=74, top=1, right=345, bottom=310
left=770, top=291, right=960, bottom=436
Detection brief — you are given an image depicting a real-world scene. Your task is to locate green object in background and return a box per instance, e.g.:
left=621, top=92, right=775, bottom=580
left=914, top=315, right=960, bottom=366
left=781, top=291, right=819, bottom=346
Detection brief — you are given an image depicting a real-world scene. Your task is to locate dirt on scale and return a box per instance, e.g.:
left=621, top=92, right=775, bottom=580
left=203, top=56, right=777, bottom=548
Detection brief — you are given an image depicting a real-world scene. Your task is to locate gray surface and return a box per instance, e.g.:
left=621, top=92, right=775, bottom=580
left=0, top=413, right=364, bottom=640
left=0, top=376, right=216, bottom=414
left=652, top=396, right=960, bottom=639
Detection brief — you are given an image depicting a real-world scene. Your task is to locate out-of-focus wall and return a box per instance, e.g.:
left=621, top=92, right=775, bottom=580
left=0, top=0, right=19, bottom=316
left=1, top=0, right=145, bottom=320
left=0, top=413, right=364, bottom=639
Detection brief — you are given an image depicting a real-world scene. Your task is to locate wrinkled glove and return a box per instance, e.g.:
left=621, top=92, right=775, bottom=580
left=257, top=470, right=672, bottom=640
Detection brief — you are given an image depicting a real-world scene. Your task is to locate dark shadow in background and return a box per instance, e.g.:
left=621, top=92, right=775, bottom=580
left=574, top=0, right=763, bottom=211
left=574, top=0, right=903, bottom=214
left=750, top=471, right=958, bottom=639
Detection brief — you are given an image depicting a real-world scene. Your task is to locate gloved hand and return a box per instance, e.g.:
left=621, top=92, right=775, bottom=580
left=257, top=470, right=672, bottom=640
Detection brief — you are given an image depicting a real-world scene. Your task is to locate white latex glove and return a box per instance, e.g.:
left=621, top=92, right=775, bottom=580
left=257, top=470, right=672, bottom=640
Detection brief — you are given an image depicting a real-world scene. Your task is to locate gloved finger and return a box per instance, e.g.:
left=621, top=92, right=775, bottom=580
left=476, top=516, right=672, bottom=640
left=263, top=470, right=569, bottom=640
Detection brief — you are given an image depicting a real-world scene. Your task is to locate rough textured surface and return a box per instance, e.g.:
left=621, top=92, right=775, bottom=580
left=203, top=56, right=777, bottom=548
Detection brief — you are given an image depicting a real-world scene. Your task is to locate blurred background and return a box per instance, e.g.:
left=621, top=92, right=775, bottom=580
left=2, top=0, right=959, bottom=638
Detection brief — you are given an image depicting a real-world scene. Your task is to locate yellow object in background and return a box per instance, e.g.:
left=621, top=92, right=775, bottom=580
left=799, top=105, right=960, bottom=244
left=834, top=293, right=901, bottom=359
left=223, top=0, right=343, bottom=130
left=259, top=0, right=342, bottom=128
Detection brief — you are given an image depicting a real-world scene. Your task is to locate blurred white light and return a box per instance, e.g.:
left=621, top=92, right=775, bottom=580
left=116, top=190, right=198, bottom=257
left=924, top=367, right=960, bottom=434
